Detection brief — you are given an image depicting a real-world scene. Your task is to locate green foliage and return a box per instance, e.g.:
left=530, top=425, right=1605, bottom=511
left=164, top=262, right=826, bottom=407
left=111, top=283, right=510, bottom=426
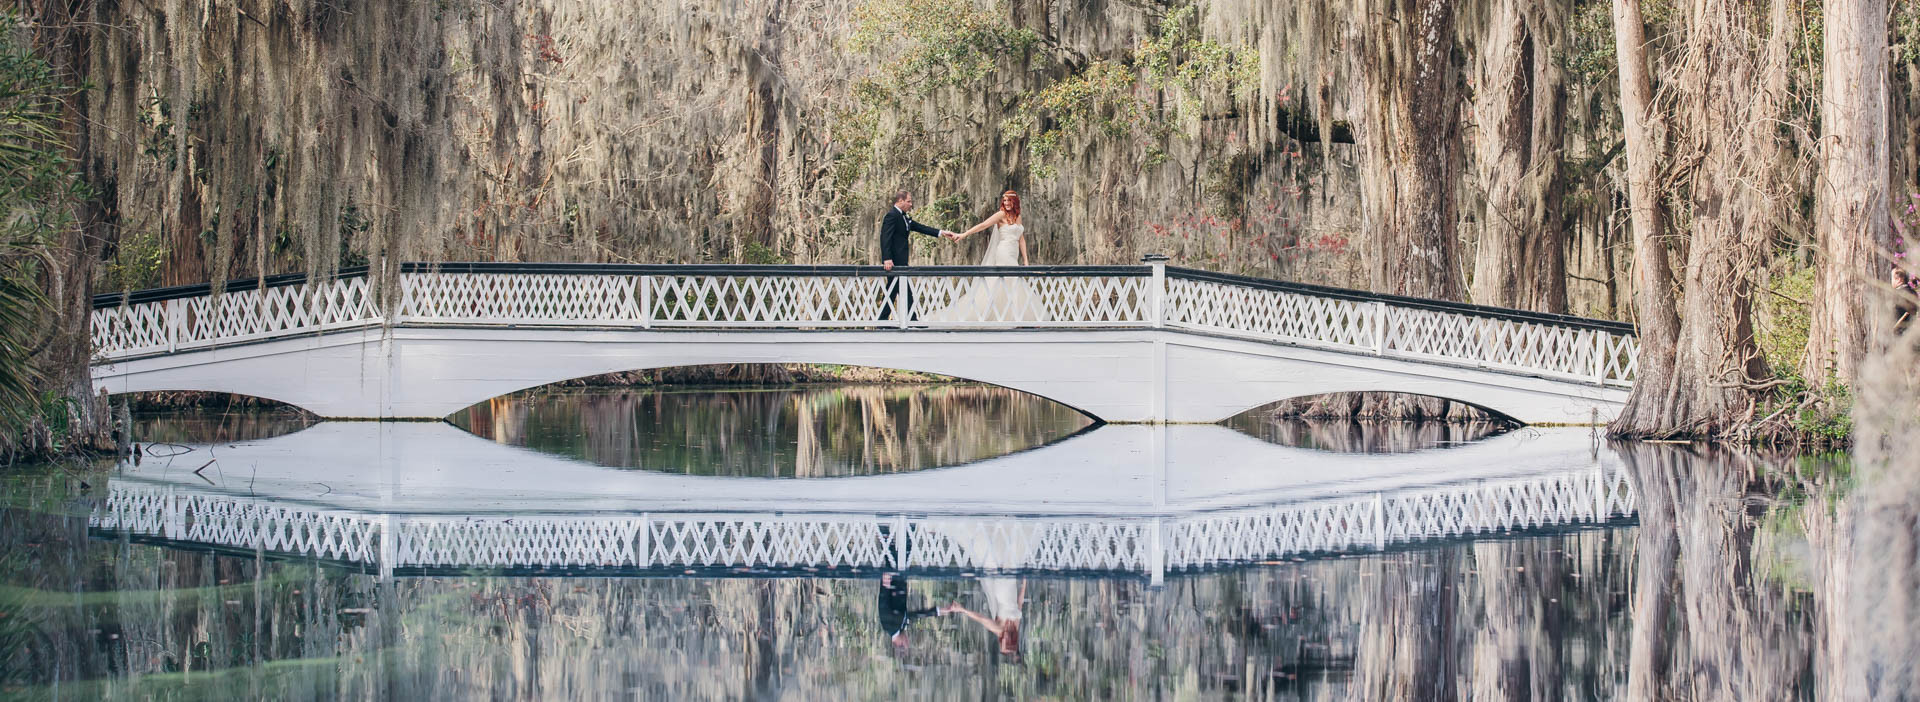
left=920, top=192, right=971, bottom=229
left=1899, top=0, right=1920, bottom=65
left=339, top=202, right=371, bottom=267
left=1756, top=264, right=1814, bottom=374
left=832, top=0, right=1039, bottom=208
left=101, top=228, right=168, bottom=291
left=27, top=389, right=74, bottom=452
left=840, top=1, right=1257, bottom=183
left=1006, top=61, right=1155, bottom=179
left=0, top=274, right=39, bottom=431
left=849, top=0, right=1039, bottom=92
left=1751, top=263, right=1853, bottom=443
left=1792, top=375, right=1852, bottom=443
left=1754, top=370, right=1855, bottom=444
left=1136, top=6, right=1258, bottom=116
left=1638, top=0, right=1681, bottom=33
left=741, top=241, right=787, bottom=265
left=0, top=12, right=84, bottom=438
left=137, top=91, right=178, bottom=170
left=1565, top=0, right=1617, bottom=88
left=1009, top=6, right=1256, bottom=179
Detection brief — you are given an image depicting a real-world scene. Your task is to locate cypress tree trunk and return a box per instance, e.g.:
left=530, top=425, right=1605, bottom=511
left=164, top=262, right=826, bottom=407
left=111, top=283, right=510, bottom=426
left=1612, top=0, right=1793, bottom=438
left=1665, top=0, right=1793, bottom=436
left=1471, top=0, right=1570, bottom=314
left=1803, top=0, right=1890, bottom=386
left=1359, top=0, right=1465, bottom=302
left=1351, top=0, right=1465, bottom=420
left=26, top=4, right=118, bottom=456
left=745, top=0, right=789, bottom=260
left=1607, top=0, right=1683, bottom=436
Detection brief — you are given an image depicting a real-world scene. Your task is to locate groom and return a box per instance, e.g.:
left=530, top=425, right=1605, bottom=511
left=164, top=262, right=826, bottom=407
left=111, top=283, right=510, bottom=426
left=878, top=190, right=954, bottom=321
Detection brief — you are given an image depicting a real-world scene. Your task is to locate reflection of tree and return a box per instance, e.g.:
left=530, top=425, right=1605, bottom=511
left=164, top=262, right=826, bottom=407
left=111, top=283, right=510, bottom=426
left=448, top=384, right=1093, bottom=476
left=1223, top=417, right=1511, bottom=453
left=1469, top=538, right=1564, bottom=701
left=1254, top=392, right=1508, bottom=422
left=1349, top=550, right=1460, bottom=699
left=1617, top=442, right=1818, bottom=701
left=129, top=410, right=315, bottom=445
left=1625, top=441, right=1680, bottom=700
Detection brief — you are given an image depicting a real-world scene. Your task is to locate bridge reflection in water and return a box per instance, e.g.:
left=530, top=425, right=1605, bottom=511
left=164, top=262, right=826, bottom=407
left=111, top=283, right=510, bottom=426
left=91, top=423, right=1632, bottom=584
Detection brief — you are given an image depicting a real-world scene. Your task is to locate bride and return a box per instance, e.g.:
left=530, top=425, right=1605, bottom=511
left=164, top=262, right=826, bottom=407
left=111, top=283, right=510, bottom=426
left=923, top=190, right=1049, bottom=323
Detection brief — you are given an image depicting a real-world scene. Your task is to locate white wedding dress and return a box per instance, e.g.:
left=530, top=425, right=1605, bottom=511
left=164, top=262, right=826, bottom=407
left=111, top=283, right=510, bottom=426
left=923, top=223, right=1050, bottom=323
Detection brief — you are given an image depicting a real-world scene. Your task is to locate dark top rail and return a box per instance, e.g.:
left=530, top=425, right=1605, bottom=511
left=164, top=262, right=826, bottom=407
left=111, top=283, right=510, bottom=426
left=396, top=261, right=1152, bottom=278
left=91, top=266, right=371, bottom=309
left=1165, top=267, right=1637, bottom=335
left=89, top=261, right=1637, bottom=336
left=90, top=263, right=1146, bottom=308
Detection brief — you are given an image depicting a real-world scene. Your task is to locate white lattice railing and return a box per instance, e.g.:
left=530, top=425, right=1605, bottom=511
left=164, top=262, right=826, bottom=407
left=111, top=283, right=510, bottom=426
left=91, top=484, right=383, bottom=564
left=395, top=268, right=1152, bottom=329
left=91, top=274, right=379, bottom=358
left=90, top=262, right=1636, bottom=386
left=91, top=465, right=1632, bottom=578
left=1161, top=272, right=1638, bottom=387
left=1163, top=463, right=1636, bottom=569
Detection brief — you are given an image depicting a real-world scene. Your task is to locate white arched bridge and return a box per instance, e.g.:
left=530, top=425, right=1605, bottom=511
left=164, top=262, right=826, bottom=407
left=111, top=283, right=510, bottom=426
left=89, top=262, right=1637, bottom=423
left=88, top=423, right=1633, bottom=583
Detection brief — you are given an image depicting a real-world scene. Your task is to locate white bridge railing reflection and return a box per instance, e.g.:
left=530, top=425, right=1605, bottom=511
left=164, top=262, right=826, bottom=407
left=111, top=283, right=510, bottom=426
left=92, top=465, right=1633, bottom=582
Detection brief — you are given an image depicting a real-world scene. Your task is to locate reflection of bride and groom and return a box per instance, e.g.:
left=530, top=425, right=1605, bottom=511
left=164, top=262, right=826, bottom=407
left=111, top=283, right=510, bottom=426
left=878, top=572, right=1024, bottom=662
left=876, top=520, right=1035, bottom=662
left=878, top=188, right=1049, bottom=324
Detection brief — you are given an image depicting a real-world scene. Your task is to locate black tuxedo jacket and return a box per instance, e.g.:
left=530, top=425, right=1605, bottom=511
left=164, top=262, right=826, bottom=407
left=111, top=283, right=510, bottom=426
left=878, top=574, right=936, bottom=638
left=879, top=207, right=941, bottom=267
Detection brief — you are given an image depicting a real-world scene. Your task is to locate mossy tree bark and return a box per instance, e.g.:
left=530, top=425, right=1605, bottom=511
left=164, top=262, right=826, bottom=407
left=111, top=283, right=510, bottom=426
left=1470, top=0, right=1570, bottom=314
left=1802, top=0, right=1890, bottom=387
left=1610, top=0, right=1799, bottom=438
left=744, top=0, right=790, bottom=260
left=1606, top=0, right=1682, bottom=438
left=1358, top=0, right=1465, bottom=303
left=1350, top=0, right=1466, bottom=419
left=21, top=2, right=118, bottom=455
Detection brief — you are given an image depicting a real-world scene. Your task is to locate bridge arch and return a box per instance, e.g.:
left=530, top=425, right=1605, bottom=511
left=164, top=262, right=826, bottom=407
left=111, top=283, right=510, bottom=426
left=107, top=387, right=316, bottom=415
left=459, top=360, right=1109, bottom=424
left=1218, top=390, right=1520, bottom=426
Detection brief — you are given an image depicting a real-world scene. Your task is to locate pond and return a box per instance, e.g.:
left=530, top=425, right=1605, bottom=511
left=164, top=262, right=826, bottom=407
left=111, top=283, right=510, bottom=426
left=0, top=383, right=1842, bottom=700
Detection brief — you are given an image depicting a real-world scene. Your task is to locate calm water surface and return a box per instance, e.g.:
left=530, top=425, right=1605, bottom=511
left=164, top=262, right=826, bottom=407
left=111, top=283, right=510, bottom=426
left=0, top=385, right=1842, bottom=700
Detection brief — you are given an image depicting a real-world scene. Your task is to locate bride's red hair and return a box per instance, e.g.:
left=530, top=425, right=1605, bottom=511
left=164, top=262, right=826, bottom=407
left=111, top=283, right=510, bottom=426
left=1000, top=190, right=1020, bottom=217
